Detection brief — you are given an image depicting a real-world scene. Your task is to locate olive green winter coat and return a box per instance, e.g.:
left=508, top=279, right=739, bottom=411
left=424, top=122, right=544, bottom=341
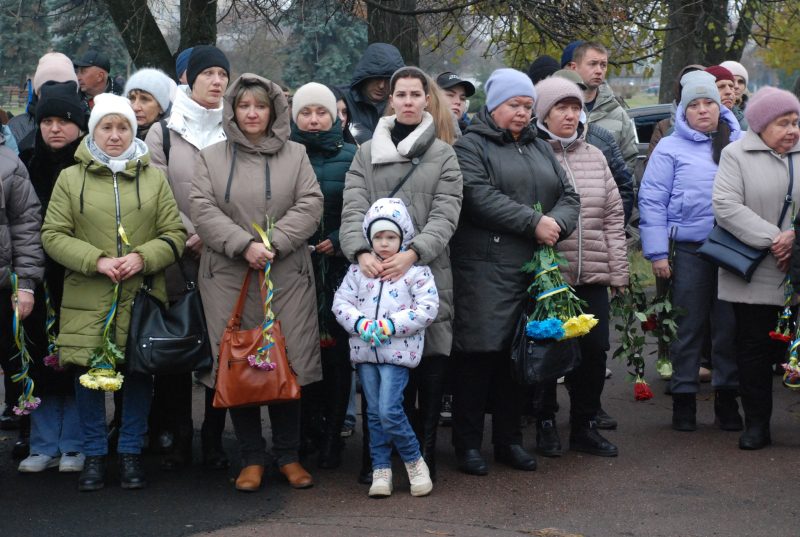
left=41, top=140, right=187, bottom=367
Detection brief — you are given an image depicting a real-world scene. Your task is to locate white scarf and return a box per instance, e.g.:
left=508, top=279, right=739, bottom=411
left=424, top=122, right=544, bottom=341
left=536, top=119, right=579, bottom=147
left=86, top=137, right=149, bottom=173
left=167, top=87, right=226, bottom=151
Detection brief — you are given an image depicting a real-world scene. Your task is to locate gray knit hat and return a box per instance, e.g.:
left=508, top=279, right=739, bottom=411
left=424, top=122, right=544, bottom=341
left=679, top=71, right=720, bottom=110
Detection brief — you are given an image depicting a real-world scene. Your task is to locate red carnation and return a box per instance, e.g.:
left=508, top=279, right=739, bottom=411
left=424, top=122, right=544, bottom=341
left=640, top=314, right=658, bottom=332
left=769, top=331, right=793, bottom=343
left=634, top=377, right=654, bottom=401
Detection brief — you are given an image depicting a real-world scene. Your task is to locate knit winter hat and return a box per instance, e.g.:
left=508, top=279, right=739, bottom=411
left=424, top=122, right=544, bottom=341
left=32, top=52, right=79, bottom=95
left=175, top=47, right=194, bottom=81
left=369, top=219, right=403, bottom=245
left=560, top=40, right=585, bottom=67
left=292, top=82, right=337, bottom=122
left=745, top=86, right=800, bottom=134
left=35, top=81, right=86, bottom=130
left=485, top=68, right=537, bottom=112
left=88, top=93, right=137, bottom=139
left=705, top=65, right=734, bottom=83
left=720, top=60, right=749, bottom=86
left=679, top=71, right=721, bottom=110
left=527, top=55, right=559, bottom=84
left=186, top=45, right=230, bottom=89
left=124, top=68, right=175, bottom=113
left=534, top=76, right=584, bottom=122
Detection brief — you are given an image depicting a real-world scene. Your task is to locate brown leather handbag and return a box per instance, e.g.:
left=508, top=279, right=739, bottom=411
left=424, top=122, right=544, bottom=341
left=212, top=269, right=301, bottom=408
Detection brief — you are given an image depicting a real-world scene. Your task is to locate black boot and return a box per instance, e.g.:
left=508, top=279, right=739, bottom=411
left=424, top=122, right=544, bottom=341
left=714, top=389, right=743, bottom=431
left=78, top=455, right=106, bottom=492
left=119, top=453, right=147, bottom=489
left=456, top=448, right=488, bottom=476
left=672, top=393, right=697, bottom=431
left=300, top=381, right=324, bottom=459
left=0, top=405, right=20, bottom=430
left=201, top=387, right=229, bottom=470
left=594, top=408, right=618, bottom=430
left=318, top=352, right=351, bottom=470
left=161, top=422, right=194, bottom=470
left=570, top=419, right=618, bottom=457
left=535, top=419, right=563, bottom=457
left=11, top=415, right=30, bottom=459
left=494, top=444, right=537, bottom=471
left=739, top=423, right=771, bottom=450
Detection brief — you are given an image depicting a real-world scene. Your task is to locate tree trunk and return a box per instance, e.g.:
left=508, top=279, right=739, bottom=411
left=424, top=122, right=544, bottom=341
left=179, top=0, right=218, bottom=51
left=367, top=0, right=419, bottom=66
left=99, top=0, right=174, bottom=77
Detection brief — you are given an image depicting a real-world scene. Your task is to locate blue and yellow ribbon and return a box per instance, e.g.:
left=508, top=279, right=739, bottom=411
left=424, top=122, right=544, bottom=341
left=251, top=220, right=277, bottom=370
left=8, top=271, right=39, bottom=414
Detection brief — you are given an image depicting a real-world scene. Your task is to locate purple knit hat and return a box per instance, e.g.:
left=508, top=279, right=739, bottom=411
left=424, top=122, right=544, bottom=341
left=745, top=87, right=800, bottom=134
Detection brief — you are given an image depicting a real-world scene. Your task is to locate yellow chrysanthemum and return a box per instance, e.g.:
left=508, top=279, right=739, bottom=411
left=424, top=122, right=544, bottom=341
left=79, top=373, right=100, bottom=390
left=561, top=314, right=599, bottom=340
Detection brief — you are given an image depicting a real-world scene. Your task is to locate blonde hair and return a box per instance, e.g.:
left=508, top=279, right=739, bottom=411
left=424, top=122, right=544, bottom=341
left=233, top=83, right=272, bottom=134
left=383, top=75, right=457, bottom=145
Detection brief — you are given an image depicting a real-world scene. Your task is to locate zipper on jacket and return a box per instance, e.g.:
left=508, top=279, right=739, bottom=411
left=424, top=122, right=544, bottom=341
left=112, top=173, right=123, bottom=257
left=559, top=152, right=583, bottom=283
left=373, top=280, right=385, bottom=364
left=514, top=142, right=522, bottom=154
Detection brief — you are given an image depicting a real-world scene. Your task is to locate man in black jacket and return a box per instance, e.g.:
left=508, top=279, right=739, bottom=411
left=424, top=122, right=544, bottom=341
left=339, top=43, right=404, bottom=145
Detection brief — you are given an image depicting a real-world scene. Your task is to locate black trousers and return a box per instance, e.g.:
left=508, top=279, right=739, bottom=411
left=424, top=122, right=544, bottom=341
left=732, top=302, right=785, bottom=428
left=452, top=350, right=523, bottom=450
left=230, top=399, right=301, bottom=467
left=539, top=285, right=610, bottom=424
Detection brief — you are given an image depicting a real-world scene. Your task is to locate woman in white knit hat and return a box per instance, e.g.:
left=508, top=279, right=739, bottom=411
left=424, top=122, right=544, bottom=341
left=41, top=93, right=186, bottom=491
left=125, top=68, right=177, bottom=141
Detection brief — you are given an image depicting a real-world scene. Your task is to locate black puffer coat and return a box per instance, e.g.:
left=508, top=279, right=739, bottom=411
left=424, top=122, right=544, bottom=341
left=339, top=43, right=404, bottom=145
left=451, top=108, right=580, bottom=354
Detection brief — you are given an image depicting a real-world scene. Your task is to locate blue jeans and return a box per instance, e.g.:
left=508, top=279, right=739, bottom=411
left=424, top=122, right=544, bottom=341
left=29, top=395, right=83, bottom=457
left=356, top=362, right=420, bottom=470
left=74, top=371, right=153, bottom=456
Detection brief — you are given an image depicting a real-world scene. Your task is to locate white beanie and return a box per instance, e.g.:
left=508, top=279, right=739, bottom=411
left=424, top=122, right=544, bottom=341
left=368, top=219, right=403, bottom=245
left=720, top=61, right=749, bottom=86
left=291, top=82, right=337, bottom=123
left=124, top=68, right=176, bottom=113
left=679, top=71, right=721, bottom=110
left=88, top=93, right=138, bottom=140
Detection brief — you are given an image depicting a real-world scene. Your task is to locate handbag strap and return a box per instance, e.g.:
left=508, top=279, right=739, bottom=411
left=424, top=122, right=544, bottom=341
left=389, top=158, right=420, bottom=197
left=159, top=237, right=196, bottom=290
left=777, top=155, right=795, bottom=229
left=225, top=269, right=268, bottom=330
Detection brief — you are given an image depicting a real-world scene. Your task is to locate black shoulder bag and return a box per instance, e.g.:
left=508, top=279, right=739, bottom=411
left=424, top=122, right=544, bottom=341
left=697, top=155, right=794, bottom=282
left=126, top=237, right=212, bottom=375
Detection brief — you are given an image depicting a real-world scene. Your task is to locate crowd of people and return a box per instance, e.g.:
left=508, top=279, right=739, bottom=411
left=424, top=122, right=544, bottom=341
left=0, top=38, right=798, bottom=499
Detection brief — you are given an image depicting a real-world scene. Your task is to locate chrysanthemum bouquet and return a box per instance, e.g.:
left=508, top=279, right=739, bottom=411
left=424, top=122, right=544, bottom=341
left=80, top=281, right=124, bottom=392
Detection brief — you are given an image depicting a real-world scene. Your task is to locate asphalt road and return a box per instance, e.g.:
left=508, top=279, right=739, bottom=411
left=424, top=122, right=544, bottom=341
left=1, top=351, right=799, bottom=537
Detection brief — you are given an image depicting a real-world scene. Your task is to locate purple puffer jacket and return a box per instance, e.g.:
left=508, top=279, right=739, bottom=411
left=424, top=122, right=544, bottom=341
left=639, top=104, right=742, bottom=261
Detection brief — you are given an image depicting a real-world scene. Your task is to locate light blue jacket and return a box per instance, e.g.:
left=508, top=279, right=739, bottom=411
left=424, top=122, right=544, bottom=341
left=639, top=105, right=742, bottom=261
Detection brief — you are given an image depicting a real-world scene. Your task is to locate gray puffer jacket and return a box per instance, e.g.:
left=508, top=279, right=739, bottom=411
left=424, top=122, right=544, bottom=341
left=451, top=108, right=580, bottom=354
left=0, top=132, right=44, bottom=291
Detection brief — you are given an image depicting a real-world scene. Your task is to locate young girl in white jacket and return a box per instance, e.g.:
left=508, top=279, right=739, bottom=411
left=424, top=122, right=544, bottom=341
left=333, top=198, right=438, bottom=498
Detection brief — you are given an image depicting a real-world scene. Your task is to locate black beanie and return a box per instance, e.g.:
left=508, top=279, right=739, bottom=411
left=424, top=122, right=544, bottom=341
left=527, top=55, right=560, bottom=85
left=35, top=81, right=86, bottom=130
left=187, top=45, right=230, bottom=89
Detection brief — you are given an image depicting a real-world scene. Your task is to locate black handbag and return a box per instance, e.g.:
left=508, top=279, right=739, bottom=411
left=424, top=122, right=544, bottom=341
left=510, top=301, right=581, bottom=385
left=697, top=155, right=794, bottom=282
left=126, top=237, right=213, bottom=375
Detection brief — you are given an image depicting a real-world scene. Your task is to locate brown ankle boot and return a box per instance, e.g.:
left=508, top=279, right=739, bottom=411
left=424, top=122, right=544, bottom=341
left=279, top=462, right=314, bottom=489
left=235, top=464, right=264, bottom=492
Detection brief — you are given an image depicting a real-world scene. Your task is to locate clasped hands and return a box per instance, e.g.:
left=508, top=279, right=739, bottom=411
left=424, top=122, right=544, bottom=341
left=357, top=250, right=417, bottom=282
left=356, top=318, right=395, bottom=348
left=96, top=253, right=144, bottom=283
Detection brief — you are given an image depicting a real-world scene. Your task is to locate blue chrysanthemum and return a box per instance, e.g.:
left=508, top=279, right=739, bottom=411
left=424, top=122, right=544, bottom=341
left=525, top=318, right=565, bottom=341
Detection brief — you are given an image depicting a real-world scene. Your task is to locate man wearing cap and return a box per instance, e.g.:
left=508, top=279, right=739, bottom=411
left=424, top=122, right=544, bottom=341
left=339, top=43, right=405, bottom=145
left=437, top=72, right=475, bottom=133
left=565, top=41, right=638, bottom=174
left=73, top=49, right=122, bottom=109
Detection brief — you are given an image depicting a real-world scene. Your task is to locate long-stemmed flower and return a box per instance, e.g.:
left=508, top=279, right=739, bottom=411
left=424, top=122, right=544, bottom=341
left=79, top=281, right=124, bottom=391
left=8, top=271, right=40, bottom=414
left=250, top=218, right=278, bottom=371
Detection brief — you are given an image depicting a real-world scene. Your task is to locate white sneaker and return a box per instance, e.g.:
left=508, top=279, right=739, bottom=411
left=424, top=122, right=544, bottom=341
left=405, top=457, right=433, bottom=497
left=59, top=452, right=86, bottom=472
left=605, top=367, right=613, bottom=379
left=18, top=454, right=60, bottom=473
left=368, top=468, right=392, bottom=498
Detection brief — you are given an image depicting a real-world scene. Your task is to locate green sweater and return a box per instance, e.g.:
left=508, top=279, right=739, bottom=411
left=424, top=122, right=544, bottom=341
left=41, top=141, right=186, bottom=366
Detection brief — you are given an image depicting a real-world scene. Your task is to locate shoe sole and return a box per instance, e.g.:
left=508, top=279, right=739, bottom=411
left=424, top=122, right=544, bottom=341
left=235, top=484, right=261, bottom=492
left=368, top=486, right=392, bottom=498
left=78, top=482, right=105, bottom=492
left=410, top=484, right=432, bottom=497
left=19, top=459, right=60, bottom=473
left=570, top=445, right=619, bottom=457
left=594, top=422, right=618, bottom=430
left=120, top=481, right=147, bottom=490
left=59, top=465, right=84, bottom=473
left=535, top=448, right=563, bottom=458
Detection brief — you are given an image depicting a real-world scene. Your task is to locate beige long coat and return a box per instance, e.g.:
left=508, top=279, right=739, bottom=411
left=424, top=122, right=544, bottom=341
left=713, top=129, right=800, bottom=306
left=191, top=74, right=324, bottom=387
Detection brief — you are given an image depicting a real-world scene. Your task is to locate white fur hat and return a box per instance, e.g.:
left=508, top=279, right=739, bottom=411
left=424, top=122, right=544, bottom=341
left=88, top=93, right=137, bottom=140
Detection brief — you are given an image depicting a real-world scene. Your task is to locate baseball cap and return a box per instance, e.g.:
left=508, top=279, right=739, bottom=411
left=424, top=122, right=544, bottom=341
left=73, top=50, right=111, bottom=72
left=436, top=72, right=476, bottom=97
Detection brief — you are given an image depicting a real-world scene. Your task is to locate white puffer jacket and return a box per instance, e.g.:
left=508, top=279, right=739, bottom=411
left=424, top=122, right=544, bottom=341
left=333, top=198, right=439, bottom=368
